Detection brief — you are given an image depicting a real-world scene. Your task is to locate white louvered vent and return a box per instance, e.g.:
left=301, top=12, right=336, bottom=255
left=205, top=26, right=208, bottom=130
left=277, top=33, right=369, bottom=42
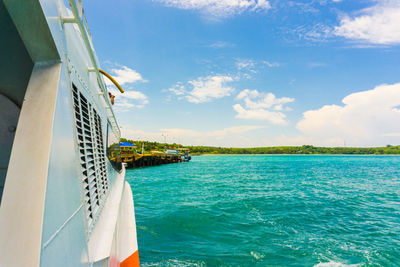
left=72, top=84, right=109, bottom=232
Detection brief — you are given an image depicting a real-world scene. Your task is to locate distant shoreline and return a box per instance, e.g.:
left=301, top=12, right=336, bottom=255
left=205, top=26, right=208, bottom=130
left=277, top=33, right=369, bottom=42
left=186, top=145, right=400, bottom=155
left=120, top=138, right=400, bottom=156
left=194, top=153, right=400, bottom=156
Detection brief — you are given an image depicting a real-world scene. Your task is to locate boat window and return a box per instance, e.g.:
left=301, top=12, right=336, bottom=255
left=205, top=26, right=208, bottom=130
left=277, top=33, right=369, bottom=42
left=106, top=122, right=122, bottom=171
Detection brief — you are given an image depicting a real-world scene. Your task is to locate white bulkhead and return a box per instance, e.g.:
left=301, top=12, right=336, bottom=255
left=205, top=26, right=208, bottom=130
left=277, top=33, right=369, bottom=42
left=0, top=0, right=139, bottom=266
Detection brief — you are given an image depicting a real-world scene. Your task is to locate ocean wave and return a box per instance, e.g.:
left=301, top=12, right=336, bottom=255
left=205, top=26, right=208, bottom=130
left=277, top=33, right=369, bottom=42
left=250, top=251, right=265, bottom=260
left=132, top=155, right=400, bottom=266
left=314, top=261, right=363, bottom=267
left=141, top=259, right=206, bottom=267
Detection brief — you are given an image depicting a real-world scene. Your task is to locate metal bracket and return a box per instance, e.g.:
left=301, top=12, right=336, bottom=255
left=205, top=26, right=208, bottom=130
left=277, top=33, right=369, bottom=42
left=62, top=17, right=77, bottom=23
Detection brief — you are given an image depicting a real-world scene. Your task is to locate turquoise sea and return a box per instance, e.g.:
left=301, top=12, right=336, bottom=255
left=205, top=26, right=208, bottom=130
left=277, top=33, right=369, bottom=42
left=126, top=155, right=400, bottom=266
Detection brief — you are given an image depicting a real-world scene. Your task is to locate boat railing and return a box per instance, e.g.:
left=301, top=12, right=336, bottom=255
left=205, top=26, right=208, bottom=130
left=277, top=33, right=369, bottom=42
left=64, top=0, right=121, bottom=138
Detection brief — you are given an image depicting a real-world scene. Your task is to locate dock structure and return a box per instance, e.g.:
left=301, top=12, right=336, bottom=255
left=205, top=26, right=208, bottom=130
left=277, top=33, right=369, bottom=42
left=117, top=142, right=191, bottom=168
left=122, top=153, right=183, bottom=168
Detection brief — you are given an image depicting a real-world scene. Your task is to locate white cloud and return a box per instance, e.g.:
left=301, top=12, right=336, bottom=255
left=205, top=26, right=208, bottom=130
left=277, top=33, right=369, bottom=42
left=236, top=59, right=257, bottom=79
left=104, top=64, right=149, bottom=110
left=122, top=91, right=148, bottom=101
left=154, top=0, right=271, bottom=17
left=233, top=105, right=287, bottom=124
left=282, top=22, right=333, bottom=44
left=169, top=75, right=235, bottom=103
left=296, top=82, right=400, bottom=146
left=262, top=60, right=280, bottom=67
left=236, top=59, right=256, bottom=70
left=104, top=66, right=146, bottom=86
left=112, top=91, right=149, bottom=111
left=108, top=87, right=149, bottom=110
left=233, top=89, right=294, bottom=125
left=188, top=75, right=235, bottom=103
left=236, top=89, right=294, bottom=109
left=383, top=132, right=400, bottom=137
left=168, top=82, right=186, bottom=96
left=209, top=41, right=235, bottom=48
left=122, top=91, right=149, bottom=109
left=284, top=1, right=319, bottom=13
left=334, top=0, right=400, bottom=44
left=121, top=125, right=265, bottom=147
left=114, top=100, right=135, bottom=109
left=236, top=58, right=280, bottom=70
left=235, top=59, right=280, bottom=80
left=209, top=125, right=264, bottom=136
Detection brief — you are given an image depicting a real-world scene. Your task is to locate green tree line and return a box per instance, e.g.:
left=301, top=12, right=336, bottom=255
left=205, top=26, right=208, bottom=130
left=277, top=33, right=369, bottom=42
left=120, top=138, right=400, bottom=155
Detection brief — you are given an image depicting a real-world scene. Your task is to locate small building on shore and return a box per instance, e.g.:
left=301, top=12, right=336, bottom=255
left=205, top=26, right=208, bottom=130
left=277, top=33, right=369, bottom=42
left=120, top=141, right=137, bottom=158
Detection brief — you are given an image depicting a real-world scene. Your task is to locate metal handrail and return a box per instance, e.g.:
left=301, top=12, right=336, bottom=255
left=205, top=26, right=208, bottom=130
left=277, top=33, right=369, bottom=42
left=67, top=0, right=121, bottom=137
left=99, top=69, right=125, bottom=93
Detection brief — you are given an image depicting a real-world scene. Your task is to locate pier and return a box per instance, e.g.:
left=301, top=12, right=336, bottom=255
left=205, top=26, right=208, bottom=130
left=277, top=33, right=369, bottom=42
left=122, top=153, right=184, bottom=168
left=116, top=142, right=191, bottom=168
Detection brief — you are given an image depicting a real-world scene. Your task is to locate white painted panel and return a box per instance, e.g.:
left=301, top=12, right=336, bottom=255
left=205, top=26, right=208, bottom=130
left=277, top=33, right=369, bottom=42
left=0, top=95, right=20, bottom=202
left=88, top=166, right=126, bottom=262
left=118, top=181, right=139, bottom=262
left=0, top=62, right=61, bottom=267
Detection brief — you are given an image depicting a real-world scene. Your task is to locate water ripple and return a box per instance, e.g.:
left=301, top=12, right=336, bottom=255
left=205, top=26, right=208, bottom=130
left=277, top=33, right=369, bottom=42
left=127, top=155, right=400, bottom=266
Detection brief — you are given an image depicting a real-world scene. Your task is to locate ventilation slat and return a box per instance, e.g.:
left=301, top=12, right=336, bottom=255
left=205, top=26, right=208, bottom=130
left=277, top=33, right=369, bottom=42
left=72, top=84, right=110, bottom=233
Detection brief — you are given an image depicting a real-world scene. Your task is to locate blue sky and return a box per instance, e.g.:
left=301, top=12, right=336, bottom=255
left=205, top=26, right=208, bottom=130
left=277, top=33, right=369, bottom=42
left=84, top=0, right=400, bottom=147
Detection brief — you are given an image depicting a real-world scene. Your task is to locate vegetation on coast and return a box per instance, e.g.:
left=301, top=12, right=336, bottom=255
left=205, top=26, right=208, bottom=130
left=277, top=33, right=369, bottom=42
left=120, top=138, right=400, bottom=155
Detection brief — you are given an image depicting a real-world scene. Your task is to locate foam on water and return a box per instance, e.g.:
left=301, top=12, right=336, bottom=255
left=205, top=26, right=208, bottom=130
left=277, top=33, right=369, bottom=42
left=142, top=259, right=206, bottom=267
left=314, top=261, right=362, bottom=267
left=127, top=155, right=400, bottom=266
